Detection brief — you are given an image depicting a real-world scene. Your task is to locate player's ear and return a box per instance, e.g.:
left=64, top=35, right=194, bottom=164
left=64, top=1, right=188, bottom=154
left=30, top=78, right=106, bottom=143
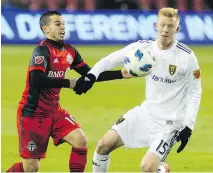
left=154, top=22, right=157, bottom=31
left=42, top=26, right=49, bottom=34
left=176, top=26, right=180, bottom=32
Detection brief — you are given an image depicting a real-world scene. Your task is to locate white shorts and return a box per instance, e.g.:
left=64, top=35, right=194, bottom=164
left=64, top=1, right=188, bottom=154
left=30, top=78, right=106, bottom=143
left=111, top=104, right=182, bottom=161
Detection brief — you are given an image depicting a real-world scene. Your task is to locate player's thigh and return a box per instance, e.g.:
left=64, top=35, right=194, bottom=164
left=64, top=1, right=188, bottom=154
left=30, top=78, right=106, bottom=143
left=51, top=108, right=84, bottom=147
left=111, top=105, right=149, bottom=148
left=149, top=128, right=179, bottom=162
left=96, top=129, right=124, bottom=154
left=17, top=115, right=51, bottom=159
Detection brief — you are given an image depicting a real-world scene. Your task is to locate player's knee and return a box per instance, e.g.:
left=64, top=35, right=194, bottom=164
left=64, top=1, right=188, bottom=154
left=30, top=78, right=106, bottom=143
left=73, top=134, right=88, bottom=148
left=64, top=128, right=88, bottom=148
left=96, top=139, right=112, bottom=155
left=79, top=135, right=88, bottom=148
left=23, top=158, right=40, bottom=172
left=141, top=161, right=158, bottom=172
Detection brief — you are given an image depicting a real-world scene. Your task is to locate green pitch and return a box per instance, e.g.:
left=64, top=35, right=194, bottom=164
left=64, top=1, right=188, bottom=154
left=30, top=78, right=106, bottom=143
left=1, top=45, right=213, bottom=172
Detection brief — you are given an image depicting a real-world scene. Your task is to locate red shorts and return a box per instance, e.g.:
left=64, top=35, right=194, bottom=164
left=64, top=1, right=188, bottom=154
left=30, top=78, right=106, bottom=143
left=17, top=106, right=80, bottom=159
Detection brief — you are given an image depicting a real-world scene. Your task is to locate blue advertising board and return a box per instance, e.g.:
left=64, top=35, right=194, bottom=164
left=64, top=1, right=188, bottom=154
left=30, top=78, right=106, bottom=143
left=1, top=9, right=213, bottom=44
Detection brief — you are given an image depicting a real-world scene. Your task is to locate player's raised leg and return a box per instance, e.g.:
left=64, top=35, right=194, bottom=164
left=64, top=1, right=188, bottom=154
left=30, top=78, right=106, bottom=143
left=93, top=105, right=151, bottom=173
left=93, top=129, right=124, bottom=172
left=52, top=107, right=88, bottom=172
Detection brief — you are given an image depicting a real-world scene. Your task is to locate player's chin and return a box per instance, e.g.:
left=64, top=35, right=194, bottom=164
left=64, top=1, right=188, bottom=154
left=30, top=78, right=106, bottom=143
left=58, top=36, right=65, bottom=41
left=160, top=36, right=168, bottom=41
left=160, top=39, right=169, bottom=45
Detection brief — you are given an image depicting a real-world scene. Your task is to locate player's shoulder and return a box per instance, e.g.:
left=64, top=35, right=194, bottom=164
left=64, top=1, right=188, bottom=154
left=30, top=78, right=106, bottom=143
left=31, top=43, right=50, bottom=60
left=176, top=41, right=193, bottom=55
left=64, top=43, right=75, bottom=51
left=32, top=45, right=49, bottom=56
left=121, top=40, right=154, bottom=54
left=33, top=40, right=49, bottom=52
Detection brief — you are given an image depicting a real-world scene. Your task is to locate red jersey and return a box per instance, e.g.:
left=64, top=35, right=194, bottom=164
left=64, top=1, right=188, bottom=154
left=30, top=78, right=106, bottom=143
left=19, top=39, right=86, bottom=117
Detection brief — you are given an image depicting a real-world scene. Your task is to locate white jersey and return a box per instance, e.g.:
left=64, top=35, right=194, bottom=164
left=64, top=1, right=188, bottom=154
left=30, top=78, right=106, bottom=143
left=89, top=40, right=202, bottom=130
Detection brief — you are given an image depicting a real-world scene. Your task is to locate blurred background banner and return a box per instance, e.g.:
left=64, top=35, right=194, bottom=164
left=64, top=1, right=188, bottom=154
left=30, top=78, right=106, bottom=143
left=1, top=9, right=213, bottom=45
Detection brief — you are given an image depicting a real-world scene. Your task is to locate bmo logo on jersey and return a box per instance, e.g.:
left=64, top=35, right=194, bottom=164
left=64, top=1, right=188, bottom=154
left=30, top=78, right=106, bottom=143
left=48, top=71, right=64, bottom=78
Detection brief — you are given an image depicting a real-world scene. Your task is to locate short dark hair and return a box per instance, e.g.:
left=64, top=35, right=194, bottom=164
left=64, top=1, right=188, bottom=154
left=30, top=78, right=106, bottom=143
left=39, top=11, right=62, bottom=33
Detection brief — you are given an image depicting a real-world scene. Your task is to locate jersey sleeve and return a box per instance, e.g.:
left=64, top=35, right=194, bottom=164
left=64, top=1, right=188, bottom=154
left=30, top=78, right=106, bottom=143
left=70, top=48, right=86, bottom=69
left=88, top=41, right=141, bottom=79
left=185, top=52, right=202, bottom=130
left=30, top=70, right=70, bottom=88
left=29, top=46, right=50, bottom=73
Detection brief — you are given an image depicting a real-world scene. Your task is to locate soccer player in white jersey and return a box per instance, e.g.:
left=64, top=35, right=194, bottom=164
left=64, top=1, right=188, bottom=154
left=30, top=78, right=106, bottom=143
left=73, top=7, right=202, bottom=172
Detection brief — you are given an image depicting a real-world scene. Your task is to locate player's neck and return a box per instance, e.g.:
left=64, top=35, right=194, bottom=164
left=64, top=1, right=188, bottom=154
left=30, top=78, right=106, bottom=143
left=46, top=38, right=64, bottom=49
left=157, top=39, right=175, bottom=50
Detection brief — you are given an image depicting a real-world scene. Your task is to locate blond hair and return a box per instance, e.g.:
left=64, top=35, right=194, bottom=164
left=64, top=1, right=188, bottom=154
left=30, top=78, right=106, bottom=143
left=158, top=7, right=179, bottom=22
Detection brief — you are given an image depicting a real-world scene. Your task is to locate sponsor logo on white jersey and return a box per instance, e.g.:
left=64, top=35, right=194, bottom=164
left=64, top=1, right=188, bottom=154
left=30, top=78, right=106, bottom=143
left=152, top=75, right=176, bottom=83
left=48, top=71, right=64, bottom=78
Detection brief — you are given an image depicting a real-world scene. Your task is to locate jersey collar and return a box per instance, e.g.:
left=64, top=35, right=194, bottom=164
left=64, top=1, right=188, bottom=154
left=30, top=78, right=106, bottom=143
left=46, top=38, right=64, bottom=49
left=153, top=40, right=177, bottom=54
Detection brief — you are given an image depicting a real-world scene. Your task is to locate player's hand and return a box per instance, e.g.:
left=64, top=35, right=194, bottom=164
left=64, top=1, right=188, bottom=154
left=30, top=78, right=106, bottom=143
left=121, top=68, right=133, bottom=79
left=69, top=78, right=78, bottom=89
left=73, top=73, right=96, bottom=95
left=176, top=126, right=192, bottom=153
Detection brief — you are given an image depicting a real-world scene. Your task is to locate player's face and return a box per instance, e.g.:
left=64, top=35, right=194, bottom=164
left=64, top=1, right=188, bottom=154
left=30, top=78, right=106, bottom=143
left=156, top=16, right=179, bottom=47
left=45, top=15, right=66, bottom=42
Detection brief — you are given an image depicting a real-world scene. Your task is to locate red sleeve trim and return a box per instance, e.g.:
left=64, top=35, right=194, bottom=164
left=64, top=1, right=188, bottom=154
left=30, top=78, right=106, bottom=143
left=75, top=61, right=86, bottom=68
left=29, top=66, right=46, bottom=73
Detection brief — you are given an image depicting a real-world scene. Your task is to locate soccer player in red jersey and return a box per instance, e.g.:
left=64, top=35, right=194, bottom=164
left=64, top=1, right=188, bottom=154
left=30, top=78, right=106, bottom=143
left=6, top=11, right=131, bottom=172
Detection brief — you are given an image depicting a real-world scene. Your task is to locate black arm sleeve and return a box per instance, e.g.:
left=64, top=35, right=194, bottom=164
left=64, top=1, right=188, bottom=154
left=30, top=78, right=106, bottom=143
left=97, top=70, right=123, bottom=82
left=30, top=70, right=70, bottom=88
left=74, top=64, right=91, bottom=76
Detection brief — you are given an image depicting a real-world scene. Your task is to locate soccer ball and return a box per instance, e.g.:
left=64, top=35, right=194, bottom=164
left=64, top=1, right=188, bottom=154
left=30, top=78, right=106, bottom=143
left=124, top=47, right=155, bottom=77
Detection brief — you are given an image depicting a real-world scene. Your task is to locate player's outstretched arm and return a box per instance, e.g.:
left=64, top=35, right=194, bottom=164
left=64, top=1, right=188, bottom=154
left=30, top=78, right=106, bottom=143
left=71, top=47, right=131, bottom=81
left=71, top=46, right=134, bottom=95
left=73, top=68, right=132, bottom=95
left=73, top=48, right=135, bottom=95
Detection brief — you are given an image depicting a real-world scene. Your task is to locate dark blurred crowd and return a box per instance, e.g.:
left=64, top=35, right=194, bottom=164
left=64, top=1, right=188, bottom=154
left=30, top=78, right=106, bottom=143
left=2, top=0, right=213, bottom=11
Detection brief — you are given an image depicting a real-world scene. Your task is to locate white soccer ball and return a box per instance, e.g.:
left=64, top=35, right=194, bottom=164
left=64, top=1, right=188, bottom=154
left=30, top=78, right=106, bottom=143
left=124, top=47, right=155, bottom=77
